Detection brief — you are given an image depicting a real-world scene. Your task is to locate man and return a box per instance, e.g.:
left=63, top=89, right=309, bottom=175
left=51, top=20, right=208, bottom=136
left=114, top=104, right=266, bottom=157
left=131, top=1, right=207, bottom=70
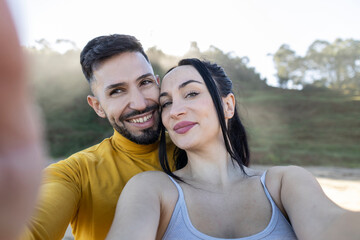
left=21, top=34, right=175, bottom=240
left=0, top=0, right=45, bottom=239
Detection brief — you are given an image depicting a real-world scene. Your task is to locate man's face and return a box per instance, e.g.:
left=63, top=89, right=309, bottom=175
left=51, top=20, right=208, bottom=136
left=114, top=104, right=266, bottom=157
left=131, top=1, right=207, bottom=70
left=87, top=52, right=161, bottom=144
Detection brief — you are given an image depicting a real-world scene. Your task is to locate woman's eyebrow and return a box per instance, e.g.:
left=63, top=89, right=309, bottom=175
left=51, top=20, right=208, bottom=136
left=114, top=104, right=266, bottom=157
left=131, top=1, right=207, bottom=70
left=159, top=92, right=168, bottom=98
left=178, top=79, right=202, bottom=89
left=160, top=79, right=202, bottom=99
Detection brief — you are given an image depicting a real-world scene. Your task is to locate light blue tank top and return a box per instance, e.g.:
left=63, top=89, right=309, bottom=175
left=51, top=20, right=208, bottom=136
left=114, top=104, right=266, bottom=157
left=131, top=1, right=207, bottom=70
left=162, top=171, right=297, bottom=240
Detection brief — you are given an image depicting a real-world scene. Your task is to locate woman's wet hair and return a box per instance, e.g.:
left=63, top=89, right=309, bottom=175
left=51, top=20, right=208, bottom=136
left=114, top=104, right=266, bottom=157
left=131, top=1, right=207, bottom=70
left=159, top=58, right=250, bottom=182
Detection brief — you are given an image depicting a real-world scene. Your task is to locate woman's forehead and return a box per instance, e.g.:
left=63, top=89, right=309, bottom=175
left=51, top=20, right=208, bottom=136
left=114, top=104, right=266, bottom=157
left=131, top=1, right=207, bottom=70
left=161, top=65, right=203, bottom=88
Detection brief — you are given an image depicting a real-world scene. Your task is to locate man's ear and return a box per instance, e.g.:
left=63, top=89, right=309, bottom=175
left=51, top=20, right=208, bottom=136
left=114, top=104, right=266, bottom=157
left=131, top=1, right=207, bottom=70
left=155, top=75, right=160, bottom=86
left=87, top=95, right=106, bottom=118
left=223, top=93, right=235, bottom=119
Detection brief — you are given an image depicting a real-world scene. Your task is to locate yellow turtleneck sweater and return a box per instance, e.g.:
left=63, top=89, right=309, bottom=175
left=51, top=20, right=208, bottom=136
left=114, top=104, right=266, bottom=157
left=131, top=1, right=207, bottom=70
left=21, top=130, right=175, bottom=240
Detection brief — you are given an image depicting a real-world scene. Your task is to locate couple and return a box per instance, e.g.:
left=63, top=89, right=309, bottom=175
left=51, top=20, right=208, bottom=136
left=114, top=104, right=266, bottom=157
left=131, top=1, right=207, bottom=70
left=22, top=34, right=359, bottom=240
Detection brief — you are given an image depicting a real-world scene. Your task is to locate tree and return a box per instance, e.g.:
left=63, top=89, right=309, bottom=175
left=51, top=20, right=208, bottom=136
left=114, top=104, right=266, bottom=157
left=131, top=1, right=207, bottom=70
left=273, top=39, right=360, bottom=94
left=202, top=45, right=266, bottom=91
left=273, top=44, right=303, bottom=87
left=184, top=41, right=202, bottom=58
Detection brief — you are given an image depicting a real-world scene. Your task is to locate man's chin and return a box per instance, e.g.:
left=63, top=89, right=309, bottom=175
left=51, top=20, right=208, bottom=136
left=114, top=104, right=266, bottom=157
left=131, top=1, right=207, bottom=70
left=114, top=125, right=160, bottom=145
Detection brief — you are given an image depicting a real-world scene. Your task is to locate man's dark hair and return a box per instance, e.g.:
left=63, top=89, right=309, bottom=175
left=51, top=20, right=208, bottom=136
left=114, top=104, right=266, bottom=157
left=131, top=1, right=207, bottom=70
left=80, top=34, right=149, bottom=83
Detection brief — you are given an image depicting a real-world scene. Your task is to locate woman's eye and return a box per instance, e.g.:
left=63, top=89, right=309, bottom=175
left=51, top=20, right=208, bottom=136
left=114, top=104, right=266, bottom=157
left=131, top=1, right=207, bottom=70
left=185, top=91, right=199, bottom=98
left=161, top=101, right=172, bottom=109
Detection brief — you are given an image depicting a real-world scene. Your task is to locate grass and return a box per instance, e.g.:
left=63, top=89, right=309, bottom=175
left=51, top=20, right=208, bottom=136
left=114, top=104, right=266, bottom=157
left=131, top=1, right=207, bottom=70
left=240, top=87, right=360, bottom=168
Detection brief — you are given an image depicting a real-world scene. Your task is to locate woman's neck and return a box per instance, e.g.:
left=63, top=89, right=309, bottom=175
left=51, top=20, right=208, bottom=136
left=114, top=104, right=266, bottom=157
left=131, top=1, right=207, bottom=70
left=177, top=144, right=245, bottom=188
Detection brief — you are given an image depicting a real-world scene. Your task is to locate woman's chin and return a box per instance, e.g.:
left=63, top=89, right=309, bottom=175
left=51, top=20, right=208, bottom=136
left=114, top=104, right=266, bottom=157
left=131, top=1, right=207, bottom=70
left=173, top=140, right=195, bottom=151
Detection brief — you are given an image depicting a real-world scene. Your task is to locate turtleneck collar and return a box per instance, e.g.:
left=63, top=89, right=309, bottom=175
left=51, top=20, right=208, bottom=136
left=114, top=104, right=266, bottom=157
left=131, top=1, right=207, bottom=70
left=111, top=129, right=159, bottom=154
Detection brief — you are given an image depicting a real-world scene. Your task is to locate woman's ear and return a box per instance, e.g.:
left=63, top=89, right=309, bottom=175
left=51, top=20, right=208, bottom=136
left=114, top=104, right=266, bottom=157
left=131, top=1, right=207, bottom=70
left=87, top=95, right=106, bottom=118
left=223, top=93, right=235, bottom=119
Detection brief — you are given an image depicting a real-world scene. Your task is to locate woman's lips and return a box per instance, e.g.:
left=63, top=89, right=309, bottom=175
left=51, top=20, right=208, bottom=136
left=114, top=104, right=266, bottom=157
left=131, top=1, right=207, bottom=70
left=173, top=121, right=197, bottom=134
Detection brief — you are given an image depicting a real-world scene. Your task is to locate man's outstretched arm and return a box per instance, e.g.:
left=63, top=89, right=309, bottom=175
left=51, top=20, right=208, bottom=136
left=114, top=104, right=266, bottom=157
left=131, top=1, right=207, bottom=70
left=0, top=0, right=45, bottom=239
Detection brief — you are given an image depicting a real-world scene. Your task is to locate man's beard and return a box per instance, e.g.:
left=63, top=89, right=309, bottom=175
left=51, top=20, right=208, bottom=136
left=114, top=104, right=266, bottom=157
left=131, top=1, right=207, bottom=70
left=112, top=105, right=161, bottom=145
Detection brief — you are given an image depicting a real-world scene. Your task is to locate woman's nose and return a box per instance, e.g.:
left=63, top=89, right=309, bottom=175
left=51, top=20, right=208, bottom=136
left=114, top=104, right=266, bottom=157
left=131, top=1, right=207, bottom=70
left=169, top=100, right=186, bottom=119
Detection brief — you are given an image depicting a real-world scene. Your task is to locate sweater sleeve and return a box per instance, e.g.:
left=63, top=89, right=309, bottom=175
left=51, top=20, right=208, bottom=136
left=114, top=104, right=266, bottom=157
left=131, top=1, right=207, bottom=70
left=20, top=158, right=82, bottom=240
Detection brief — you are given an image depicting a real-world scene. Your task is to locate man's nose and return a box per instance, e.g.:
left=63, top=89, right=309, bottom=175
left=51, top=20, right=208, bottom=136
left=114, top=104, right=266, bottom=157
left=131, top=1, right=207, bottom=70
left=128, top=88, right=147, bottom=110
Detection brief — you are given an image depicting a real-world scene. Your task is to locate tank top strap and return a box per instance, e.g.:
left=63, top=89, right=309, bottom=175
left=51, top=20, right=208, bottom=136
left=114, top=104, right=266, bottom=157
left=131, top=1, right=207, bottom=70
left=260, top=171, right=277, bottom=210
left=167, top=175, right=185, bottom=200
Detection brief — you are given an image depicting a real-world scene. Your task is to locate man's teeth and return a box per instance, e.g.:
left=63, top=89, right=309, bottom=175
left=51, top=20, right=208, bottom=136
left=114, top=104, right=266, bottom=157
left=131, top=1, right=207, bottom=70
left=129, top=114, right=152, bottom=123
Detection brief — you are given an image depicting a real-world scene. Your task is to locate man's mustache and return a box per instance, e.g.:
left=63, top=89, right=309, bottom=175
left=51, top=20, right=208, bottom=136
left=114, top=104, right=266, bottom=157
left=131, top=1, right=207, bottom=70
left=119, top=104, right=159, bottom=121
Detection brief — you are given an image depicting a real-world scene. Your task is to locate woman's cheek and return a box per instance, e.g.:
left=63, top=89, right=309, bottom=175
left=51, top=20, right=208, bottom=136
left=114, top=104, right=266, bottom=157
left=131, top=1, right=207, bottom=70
left=161, top=111, right=170, bottom=129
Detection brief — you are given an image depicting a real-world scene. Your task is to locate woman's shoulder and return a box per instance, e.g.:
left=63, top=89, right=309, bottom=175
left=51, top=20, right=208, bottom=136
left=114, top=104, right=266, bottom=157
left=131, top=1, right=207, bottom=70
left=245, top=165, right=304, bottom=175
left=125, top=171, right=178, bottom=194
left=131, top=170, right=171, bottom=180
left=245, top=165, right=311, bottom=188
left=128, top=170, right=173, bottom=184
left=125, top=171, right=180, bottom=219
left=256, top=166, right=312, bottom=213
left=266, top=165, right=311, bottom=180
left=262, top=165, right=312, bottom=190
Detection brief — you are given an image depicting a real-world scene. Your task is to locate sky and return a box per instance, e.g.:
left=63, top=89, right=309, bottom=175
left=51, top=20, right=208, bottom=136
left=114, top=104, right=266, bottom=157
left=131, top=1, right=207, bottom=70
left=7, top=0, right=360, bottom=86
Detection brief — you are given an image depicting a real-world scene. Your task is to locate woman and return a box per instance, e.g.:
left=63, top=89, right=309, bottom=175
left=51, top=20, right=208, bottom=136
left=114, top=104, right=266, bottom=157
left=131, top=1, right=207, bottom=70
left=106, top=59, right=359, bottom=240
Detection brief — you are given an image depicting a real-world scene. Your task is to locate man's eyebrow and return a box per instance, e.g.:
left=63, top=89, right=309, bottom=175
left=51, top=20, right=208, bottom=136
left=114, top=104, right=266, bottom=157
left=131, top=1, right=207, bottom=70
left=105, top=73, right=155, bottom=91
left=105, top=82, right=126, bottom=91
left=136, top=73, right=155, bottom=82
left=178, top=80, right=202, bottom=89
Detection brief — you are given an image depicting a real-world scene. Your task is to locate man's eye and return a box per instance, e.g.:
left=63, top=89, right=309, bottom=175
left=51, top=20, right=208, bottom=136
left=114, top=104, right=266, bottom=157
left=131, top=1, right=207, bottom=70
left=110, top=89, right=124, bottom=95
left=140, top=79, right=154, bottom=86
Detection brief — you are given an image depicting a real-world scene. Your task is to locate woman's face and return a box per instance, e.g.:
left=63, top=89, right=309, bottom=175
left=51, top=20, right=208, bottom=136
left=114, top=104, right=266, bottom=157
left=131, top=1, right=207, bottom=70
left=160, top=65, right=223, bottom=150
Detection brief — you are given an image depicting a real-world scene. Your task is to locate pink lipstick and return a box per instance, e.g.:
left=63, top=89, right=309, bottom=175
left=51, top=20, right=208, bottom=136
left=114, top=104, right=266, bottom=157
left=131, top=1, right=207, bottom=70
left=173, top=121, right=197, bottom=134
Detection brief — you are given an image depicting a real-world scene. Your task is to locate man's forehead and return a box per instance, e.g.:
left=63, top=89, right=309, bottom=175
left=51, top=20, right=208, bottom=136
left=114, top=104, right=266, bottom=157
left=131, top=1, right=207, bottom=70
left=92, top=52, right=154, bottom=86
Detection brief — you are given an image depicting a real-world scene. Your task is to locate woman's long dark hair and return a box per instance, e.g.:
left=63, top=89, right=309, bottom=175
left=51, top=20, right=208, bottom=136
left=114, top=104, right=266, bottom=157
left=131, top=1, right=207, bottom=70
left=159, top=58, right=250, bottom=182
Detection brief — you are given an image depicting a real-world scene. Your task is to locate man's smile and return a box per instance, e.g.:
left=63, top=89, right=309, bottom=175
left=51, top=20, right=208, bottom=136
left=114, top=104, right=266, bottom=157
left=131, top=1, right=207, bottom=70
left=127, top=112, right=153, bottom=123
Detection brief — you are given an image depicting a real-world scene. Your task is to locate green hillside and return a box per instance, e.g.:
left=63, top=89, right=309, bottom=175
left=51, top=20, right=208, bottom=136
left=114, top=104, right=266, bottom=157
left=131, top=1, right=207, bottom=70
left=241, top=88, right=360, bottom=167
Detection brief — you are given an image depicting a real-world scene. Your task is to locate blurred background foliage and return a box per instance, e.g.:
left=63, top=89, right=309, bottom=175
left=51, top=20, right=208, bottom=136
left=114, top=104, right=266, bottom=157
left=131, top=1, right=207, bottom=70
left=26, top=39, right=360, bottom=167
left=273, top=38, right=360, bottom=95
